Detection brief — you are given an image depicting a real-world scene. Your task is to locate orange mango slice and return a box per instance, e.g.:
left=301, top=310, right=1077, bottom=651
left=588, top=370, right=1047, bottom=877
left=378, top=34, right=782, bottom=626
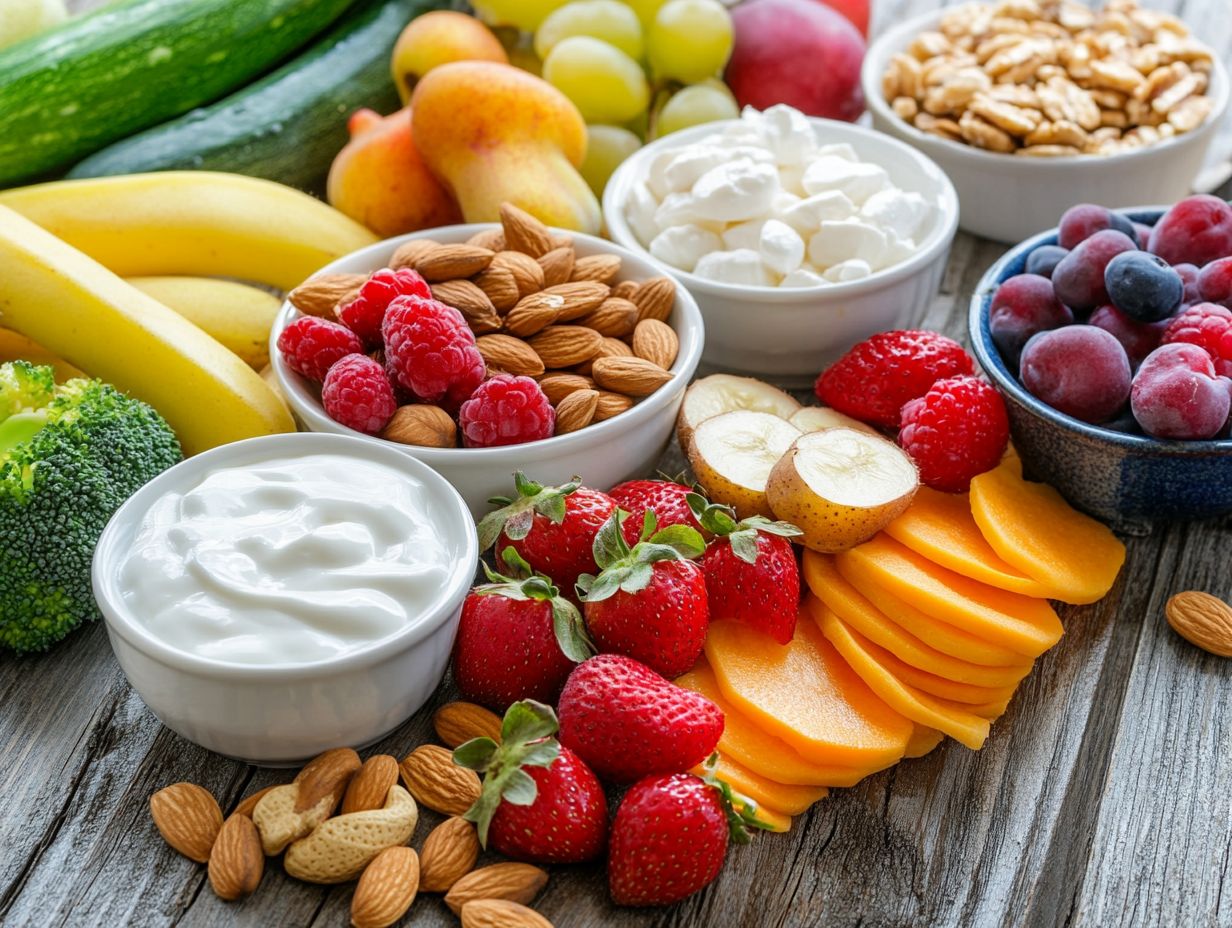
left=692, top=754, right=828, bottom=816
left=905, top=726, right=944, bottom=758
left=802, top=553, right=1032, bottom=688
left=815, top=605, right=991, bottom=749
left=705, top=616, right=913, bottom=769
left=737, top=799, right=792, bottom=833
left=970, top=464, right=1126, bottom=606
left=835, top=535, right=1063, bottom=658
left=884, top=487, right=1054, bottom=597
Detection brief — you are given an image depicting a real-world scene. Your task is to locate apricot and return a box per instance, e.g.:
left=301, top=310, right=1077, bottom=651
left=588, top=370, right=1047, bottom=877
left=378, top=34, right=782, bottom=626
left=691, top=754, right=828, bottom=817
left=391, top=11, right=508, bottom=103
left=904, top=726, right=944, bottom=758
left=868, top=641, right=1017, bottom=708
left=970, top=464, right=1126, bottom=605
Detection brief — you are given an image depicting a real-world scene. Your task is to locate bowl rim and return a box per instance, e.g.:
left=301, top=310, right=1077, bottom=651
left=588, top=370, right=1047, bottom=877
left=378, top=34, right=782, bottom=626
left=861, top=7, right=1231, bottom=170
left=969, top=205, right=1232, bottom=453
left=270, top=224, right=704, bottom=459
left=602, top=115, right=961, bottom=301
left=91, top=432, right=480, bottom=678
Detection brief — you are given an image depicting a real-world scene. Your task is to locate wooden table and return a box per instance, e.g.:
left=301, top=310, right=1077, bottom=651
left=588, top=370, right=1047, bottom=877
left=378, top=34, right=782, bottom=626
left=4, top=2, right=1231, bottom=926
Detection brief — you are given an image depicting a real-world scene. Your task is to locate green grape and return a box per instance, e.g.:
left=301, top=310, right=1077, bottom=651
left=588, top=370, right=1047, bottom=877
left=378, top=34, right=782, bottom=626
left=581, top=125, right=643, bottom=196
left=542, top=36, right=650, bottom=125
left=656, top=80, right=739, bottom=136
left=622, top=0, right=669, bottom=26
left=647, top=0, right=733, bottom=83
left=471, top=0, right=570, bottom=32
left=534, top=0, right=644, bottom=60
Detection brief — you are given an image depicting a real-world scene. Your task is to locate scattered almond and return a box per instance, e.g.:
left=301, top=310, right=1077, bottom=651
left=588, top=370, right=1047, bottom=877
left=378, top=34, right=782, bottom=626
left=543, top=281, right=611, bottom=322
left=467, top=228, right=506, bottom=251
left=500, top=203, right=554, bottom=257
left=504, top=291, right=566, bottom=337
left=592, top=356, right=673, bottom=396
left=578, top=297, right=637, bottom=337
left=288, top=273, right=366, bottom=318
left=537, top=373, right=595, bottom=405
left=350, top=846, right=420, bottom=928
left=399, top=745, right=482, bottom=816
left=389, top=238, right=438, bottom=271
left=444, top=863, right=549, bottom=915
left=418, top=816, right=481, bottom=892
left=492, top=251, right=545, bottom=297
left=232, top=785, right=278, bottom=819
left=1166, top=591, right=1232, bottom=657
left=537, top=247, right=575, bottom=287
left=571, top=253, right=621, bottom=284
left=474, top=266, right=521, bottom=312
left=208, top=813, right=264, bottom=901
left=554, top=389, right=599, bottom=434
left=381, top=405, right=457, bottom=448
left=594, top=391, right=634, bottom=421
left=529, top=326, right=604, bottom=368
left=433, top=702, right=503, bottom=748
left=461, top=899, right=553, bottom=928
left=632, top=318, right=679, bottom=370
left=283, top=786, right=418, bottom=884
left=631, top=276, right=676, bottom=323
left=343, top=755, right=401, bottom=815
left=477, top=335, right=546, bottom=378
left=150, top=783, right=223, bottom=863
left=431, top=280, right=501, bottom=333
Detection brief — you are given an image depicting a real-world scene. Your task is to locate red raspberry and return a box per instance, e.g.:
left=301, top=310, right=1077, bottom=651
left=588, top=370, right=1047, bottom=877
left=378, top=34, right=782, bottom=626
left=382, top=295, right=485, bottom=406
left=459, top=375, right=555, bottom=447
left=898, top=376, right=1009, bottom=493
left=338, top=268, right=431, bottom=347
left=1161, top=302, right=1232, bottom=377
left=277, top=315, right=364, bottom=382
left=321, top=354, right=397, bottom=434
left=815, top=330, right=974, bottom=429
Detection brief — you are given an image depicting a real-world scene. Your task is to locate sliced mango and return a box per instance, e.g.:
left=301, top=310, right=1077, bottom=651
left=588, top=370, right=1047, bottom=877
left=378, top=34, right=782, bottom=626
left=885, top=654, right=1018, bottom=707
left=705, top=616, right=913, bottom=769
left=691, top=754, right=828, bottom=817
left=970, top=464, right=1126, bottom=605
left=884, top=487, right=1054, bottom=597
left=905, top=726, right=944, bottom=758
left=738, top=800, right=792, bottom=833
left=836, top=535, right=1063, bottom=658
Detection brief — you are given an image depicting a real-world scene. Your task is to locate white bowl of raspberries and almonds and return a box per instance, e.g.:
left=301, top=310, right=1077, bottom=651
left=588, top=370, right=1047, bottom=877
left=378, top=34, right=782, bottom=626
left=270, top=208, right=704, bottom=518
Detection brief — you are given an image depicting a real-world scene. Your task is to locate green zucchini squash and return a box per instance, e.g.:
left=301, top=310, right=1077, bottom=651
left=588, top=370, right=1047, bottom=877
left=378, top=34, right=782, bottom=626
left=0, top=0, right=358, bottom=186
left=70, top=0, right=448, bottom=193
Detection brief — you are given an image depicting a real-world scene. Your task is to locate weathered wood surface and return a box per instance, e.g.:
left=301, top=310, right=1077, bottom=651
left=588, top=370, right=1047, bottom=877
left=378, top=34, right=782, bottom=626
left=2, top=2, right=1231, bottom=926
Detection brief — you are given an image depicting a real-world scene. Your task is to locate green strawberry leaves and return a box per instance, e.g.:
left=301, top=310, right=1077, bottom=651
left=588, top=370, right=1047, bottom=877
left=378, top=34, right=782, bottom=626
left=686, top=493, right=801, bottom=566
left=699, top=753, right=773, bottom=845
left=475, top=547, right=594, bottom=662
left=576, top=511, right=706, bottom=603
left=477, top=471, right=582, bottom=551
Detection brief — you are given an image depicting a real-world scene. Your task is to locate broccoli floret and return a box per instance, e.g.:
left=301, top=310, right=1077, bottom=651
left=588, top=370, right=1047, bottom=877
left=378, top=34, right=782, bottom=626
left=0, top=363, right=182, bottom=653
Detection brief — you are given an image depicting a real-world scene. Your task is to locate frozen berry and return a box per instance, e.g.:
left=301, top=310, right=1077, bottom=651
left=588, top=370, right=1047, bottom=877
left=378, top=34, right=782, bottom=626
left=1160, top=302, right=1232, bottom=377
left=898, top=376, right=1009, bottom=493
left=1175, top=263, right=1202, bottom=304
left=1197, top=257, right=1232, bottom=308
left=1130, top=344, right=1231, bottom=440
left=277, top=315, right=364, bottom=382
left=1132, top=222, right=1154, bottom=250
left=321, top=353, right=397, bottom=434
left=1025, top=244, right=1068, bottom=279
left=338, top=267, right=432, bottom=347
left=459, top=374, right=555, bottom=447
left=1104, top=251, right=1183, bottom=322
left=989, top=274, right=1073, bottom=366
left=1148, top=195, right=1232, bottom=268
left=1019, top=326, right=1131, bottom=424
left=1088, top=304, right=1167, bottom=366
left=814, top=330, right=974, bottom=429
left=1051, top=229, right=1138, bottom=312
left=382, top=295, right=485, bottom=406
left=1058, top=203, right=1134, bottom=249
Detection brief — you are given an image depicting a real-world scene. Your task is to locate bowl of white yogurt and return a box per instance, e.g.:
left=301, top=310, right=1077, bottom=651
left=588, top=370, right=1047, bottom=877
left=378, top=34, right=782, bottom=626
left=604, top=105, right=959, bottom=384
left=92, top=432, right=478, bottom=765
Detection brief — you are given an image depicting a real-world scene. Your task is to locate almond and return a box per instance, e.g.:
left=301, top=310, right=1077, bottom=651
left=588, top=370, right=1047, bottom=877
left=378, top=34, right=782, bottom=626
left=416, top=244, right=495, bottom=281
left=500, top=203, right=554, bottom=257
left=476, top=335, right=545, bottom=377
left=631, top=276, right=677, bottom=323
left=474, top=266, right=521, bottom=312
left=467, top=227, right=506, bottom=251
left=570, top=254, right=622, bottom=284
left=389, top=238, right=439, bottom=271
left=543, top=281, right=611, bottom=322
left=611, top=279, right=638, bottom=300
left=461, top=899, right=553, bottom=928
left=208, top=814, right=264, bottom=901
left=632, top=318, right=679, bottom=369
left=492, top=251, right=545, bottom=297
left=295, top=747, right=362, bottom=813
left=592, top=356, right=673, bottom=396
left=381, top=405, right=457, bottom=448
left=444, top=863, right=549, bottom=915
left=433, top=702, right=503, bottom=748
left=1166, top=591, right=1232, bottom=657
left=351, top=846, right=420, bottom=928
left=232, top=785, right=278, bottom=819
left=529, top=326, right=604, bottom=368
left=504, top=292, right=565, bottom=338
left=554, top=389, right=599, bottom=434
left=552, top=234, right=574, bottom=251
left=597, top=337, right=635, bottom=359
left=577, top=297, right=637, bottom=336
left=431, top=279, right=501, bottom=334
left=343, top=755, right=401, bottom=815
left=399, top=745, right=481, bottom=816
left=288, top=273, right=366, bottom=318
left=418, top=816, right=481, bottom=892
left=150, top=783, right=223, bottom=863
left=537, top=373, right=595, bottom=405
left=537, top=246, right=575, bottom=287
left=594, top=391, right=634, bottom=421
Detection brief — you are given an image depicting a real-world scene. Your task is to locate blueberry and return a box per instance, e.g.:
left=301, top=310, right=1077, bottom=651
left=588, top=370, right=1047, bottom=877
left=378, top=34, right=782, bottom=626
left=1107, top=210, right=1138, bottom=241
left=1025, top=244, right=1069, bottom=279
left=1104, top=251, right=1183, bottom=322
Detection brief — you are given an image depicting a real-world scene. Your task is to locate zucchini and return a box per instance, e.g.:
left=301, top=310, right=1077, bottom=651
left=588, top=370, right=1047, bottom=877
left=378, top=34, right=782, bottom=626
left=70, top=0, right=447, bottom=193
left=0, top=0, right=358, bottom=186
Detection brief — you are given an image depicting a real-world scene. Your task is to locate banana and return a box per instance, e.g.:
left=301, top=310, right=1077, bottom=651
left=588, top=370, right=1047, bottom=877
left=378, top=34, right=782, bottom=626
left=0, top=205, right=294, bottom=455
left=128, top=276, right=282, bottom=370
left=677, top=373, right=802, bottom=452
left=0, top=172, right=378, bottom=290
left=687, top=409, right=803, bottom=519
left=0, top=327, right=86, bottom=381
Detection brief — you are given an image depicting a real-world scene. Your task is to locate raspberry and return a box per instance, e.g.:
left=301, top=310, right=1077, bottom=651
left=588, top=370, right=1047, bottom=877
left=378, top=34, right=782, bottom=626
left=276, top=315, right=363, bottom=382
left=1161, top=302, right=1232, bottom=377
left=459, top=374, right=555, bottom=447
left=815, top=330, right=974, bottom=429
left=382, top=295, right=485, bottom=406
left=338, top=267, right=431, bottom=347
left=321, top=354, right=397, bottom=434
left=898, top=376, right=1009, bottom=493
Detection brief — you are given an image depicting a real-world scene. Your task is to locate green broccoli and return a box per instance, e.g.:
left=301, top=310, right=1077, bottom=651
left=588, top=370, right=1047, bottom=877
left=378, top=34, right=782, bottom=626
left=0, top=361, right=182, bottom=652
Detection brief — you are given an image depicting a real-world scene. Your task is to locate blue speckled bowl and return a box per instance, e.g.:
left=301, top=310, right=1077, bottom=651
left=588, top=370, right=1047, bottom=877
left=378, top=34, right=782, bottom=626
left=970, top=208, right=1232, bottom=526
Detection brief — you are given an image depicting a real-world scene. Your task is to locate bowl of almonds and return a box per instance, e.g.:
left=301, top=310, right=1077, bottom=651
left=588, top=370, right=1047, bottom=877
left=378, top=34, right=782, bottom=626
left=862, top=0, right=1229, bottom=242
left=270, top=204, right=704, bottom=517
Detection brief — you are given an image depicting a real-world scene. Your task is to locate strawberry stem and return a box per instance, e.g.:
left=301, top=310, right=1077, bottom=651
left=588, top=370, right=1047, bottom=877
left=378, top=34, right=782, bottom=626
left=576, top=511, right=706, bottom=603
left=477, top=471, right=582, bottom=550
left=699, top=753, right=773, bottom=844
left=475, top=547, right=594, bottom=662
left=686, top=494, right=802, bottom=565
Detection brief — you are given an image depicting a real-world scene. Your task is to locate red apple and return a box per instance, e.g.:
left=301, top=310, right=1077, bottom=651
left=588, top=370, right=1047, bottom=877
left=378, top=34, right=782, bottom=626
left=815, top=0, right=867, bottom=36
left=725, top=0, right=866, bottom=122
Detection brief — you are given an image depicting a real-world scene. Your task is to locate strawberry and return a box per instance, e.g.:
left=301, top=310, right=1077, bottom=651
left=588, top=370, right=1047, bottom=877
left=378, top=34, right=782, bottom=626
left=557, top=654, right=724, bottom=783
left=477, top=472, right=617, bottom=596
left=455, top=700, right=608, bottom=864
left=452, top=548, right=594, bottom=712
left=608, top=477, right=708, bottom=547
left=578, top=512, right=709, bottom=679
left=691, top=495, right=803, bottom=644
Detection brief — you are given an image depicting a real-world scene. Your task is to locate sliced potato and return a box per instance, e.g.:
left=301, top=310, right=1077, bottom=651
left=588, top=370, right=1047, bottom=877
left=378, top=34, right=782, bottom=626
left=688, top=410, right=801, bottom=519
left=766, top=428, right=918, bottom=553
left=677, top=374, right=801, bottom=452
left=790, top=406, right=879, bottom=436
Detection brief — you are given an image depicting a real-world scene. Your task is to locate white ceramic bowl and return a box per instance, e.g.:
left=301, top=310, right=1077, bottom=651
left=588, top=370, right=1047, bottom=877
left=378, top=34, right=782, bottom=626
left=270, top=225, right=703, bottom=518
left=603, top=118, right=959, bottom=385
left=92, top=432, right=478, bottom=765
left=862, top=9, right=1231, bottom=243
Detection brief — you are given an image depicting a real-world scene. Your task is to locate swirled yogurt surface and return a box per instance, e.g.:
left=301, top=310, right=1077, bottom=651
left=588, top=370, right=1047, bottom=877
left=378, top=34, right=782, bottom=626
left=119, top=454, right=453, bottom=664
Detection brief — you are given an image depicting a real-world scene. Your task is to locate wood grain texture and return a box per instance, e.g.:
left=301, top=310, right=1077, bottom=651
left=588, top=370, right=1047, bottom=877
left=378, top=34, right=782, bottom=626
left=2, top=1, right=1229, bottom=926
